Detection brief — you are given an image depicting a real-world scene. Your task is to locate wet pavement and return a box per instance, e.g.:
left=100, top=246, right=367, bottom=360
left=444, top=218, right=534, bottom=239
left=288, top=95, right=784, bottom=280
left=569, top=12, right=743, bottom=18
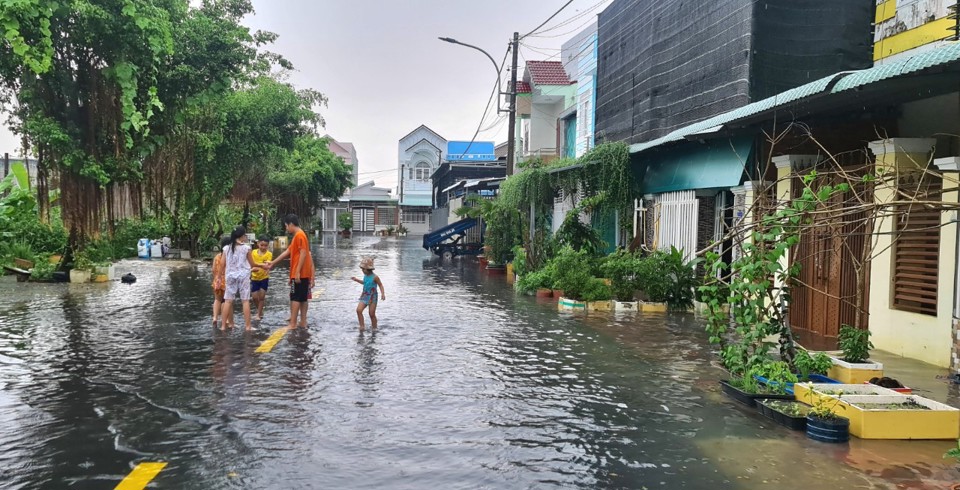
left=1, top=235, right=959, bottom=489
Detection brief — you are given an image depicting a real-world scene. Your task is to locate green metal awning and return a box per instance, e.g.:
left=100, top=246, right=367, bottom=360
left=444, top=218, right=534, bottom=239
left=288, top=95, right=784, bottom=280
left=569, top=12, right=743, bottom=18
left=641, top=136, right=753, bottom=194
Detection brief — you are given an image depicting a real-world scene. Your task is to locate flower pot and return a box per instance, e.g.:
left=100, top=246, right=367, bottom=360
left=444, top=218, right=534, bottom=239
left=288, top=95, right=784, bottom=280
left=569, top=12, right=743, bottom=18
left=14, top=258, right=33, bottom=270
left=69, top=270, right=91, bottom=283
left=806, top=414, right=849, bottom=443
left=49, top=255, right=63, bottom=265
left=552, top=289, right=564, bottom=299
left=486, top=265, right=506, bottom=275
left=826, top=354, right=883, bottom=384
left=755, top=373, right=840, bottom=396
left=614, top=300, right=639, bottom=312
left=758, top=399, right=809, bottom=431
left=719, top=380, right=793, bottom=408
left=536, top=288, right=553, bottom=298
left=557, top=297, right=586, bottom=311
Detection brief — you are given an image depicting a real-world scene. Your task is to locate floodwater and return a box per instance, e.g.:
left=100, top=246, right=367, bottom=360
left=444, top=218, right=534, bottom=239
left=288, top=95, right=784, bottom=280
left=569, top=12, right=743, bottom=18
left=0, top=236, right=958, bottom=489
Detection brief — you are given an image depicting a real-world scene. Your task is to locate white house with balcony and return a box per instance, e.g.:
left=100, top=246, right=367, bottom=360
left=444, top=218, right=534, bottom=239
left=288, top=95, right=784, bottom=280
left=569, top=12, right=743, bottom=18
left=513, top=61, right=577, bottom=165
left=398, top=125, right=446, bottom=235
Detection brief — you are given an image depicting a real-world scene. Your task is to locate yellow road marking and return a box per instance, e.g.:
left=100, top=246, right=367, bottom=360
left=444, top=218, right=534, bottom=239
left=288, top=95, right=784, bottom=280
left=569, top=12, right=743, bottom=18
left=255, top=328, right=289, bottom=353
left=115, top=462, right=167, bottom=490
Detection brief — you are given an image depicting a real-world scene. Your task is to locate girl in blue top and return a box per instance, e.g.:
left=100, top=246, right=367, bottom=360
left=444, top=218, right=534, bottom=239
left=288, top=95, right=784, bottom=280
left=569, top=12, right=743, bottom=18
left=352, top=257, right=386, bottom=332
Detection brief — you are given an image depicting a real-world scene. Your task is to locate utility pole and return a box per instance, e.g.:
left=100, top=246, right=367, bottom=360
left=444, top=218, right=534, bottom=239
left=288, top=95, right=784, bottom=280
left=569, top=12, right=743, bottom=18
left=506, top=31, right=519, bottom=176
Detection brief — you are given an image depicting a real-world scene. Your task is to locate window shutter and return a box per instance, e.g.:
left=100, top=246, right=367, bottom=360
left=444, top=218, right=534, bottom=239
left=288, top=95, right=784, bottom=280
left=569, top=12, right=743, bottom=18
left=892, top=179, right=941, bottom=316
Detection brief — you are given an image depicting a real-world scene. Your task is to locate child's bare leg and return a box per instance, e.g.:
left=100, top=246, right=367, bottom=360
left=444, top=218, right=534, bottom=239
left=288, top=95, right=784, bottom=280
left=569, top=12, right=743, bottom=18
left=369, top=301, right=378, bottom=329
left=213, top=297, right=221, bottom=326
left=298, top=301, right=308, bottom=328
left=242, top=300, right=252, bottom=330
left=221, top=300, right=233, bottom=329
left=356, top=303, right=366, bottom=332
left=257, top=291, right=266, bottom=320
left=288, top=302, right=301, bottom=329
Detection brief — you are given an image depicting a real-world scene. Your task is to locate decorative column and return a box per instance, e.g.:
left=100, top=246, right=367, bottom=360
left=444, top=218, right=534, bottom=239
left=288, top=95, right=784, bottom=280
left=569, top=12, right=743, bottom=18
left=770, top=155, right=818, bottom=293
left=935, top=156, right=960, bottom=374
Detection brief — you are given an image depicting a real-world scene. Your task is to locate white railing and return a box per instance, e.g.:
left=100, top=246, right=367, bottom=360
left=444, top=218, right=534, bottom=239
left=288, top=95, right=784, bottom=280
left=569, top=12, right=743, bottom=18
left=655, top=190, right=698, bottom=262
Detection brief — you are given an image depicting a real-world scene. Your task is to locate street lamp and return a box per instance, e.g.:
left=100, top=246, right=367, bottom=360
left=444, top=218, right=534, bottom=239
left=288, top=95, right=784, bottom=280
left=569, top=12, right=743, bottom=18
left=438, top=35, right=519, bottom=176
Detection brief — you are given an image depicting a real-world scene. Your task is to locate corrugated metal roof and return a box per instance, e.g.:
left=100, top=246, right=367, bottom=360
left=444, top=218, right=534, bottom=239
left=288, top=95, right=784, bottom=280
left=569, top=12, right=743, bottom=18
left=630, top=42, right=960, bottom=155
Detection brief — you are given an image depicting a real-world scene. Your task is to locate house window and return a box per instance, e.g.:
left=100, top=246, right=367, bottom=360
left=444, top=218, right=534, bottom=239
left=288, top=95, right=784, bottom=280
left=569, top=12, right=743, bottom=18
left=413, top=162, right=431, bottom=181
left=892, top=178, right=942, bottom=316
left=404, top=211, right=427, bottom=224
left=579, top=95, right=590, bottom=139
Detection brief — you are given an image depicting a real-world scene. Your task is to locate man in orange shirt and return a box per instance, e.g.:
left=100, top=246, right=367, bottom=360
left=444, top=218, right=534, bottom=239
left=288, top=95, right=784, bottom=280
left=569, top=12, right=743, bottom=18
left=268, top=214, right=312, bottom=329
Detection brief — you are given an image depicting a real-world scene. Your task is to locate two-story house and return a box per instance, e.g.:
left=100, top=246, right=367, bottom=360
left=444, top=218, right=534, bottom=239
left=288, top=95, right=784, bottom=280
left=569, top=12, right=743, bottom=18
left=398, top=125, right=446, bottom=235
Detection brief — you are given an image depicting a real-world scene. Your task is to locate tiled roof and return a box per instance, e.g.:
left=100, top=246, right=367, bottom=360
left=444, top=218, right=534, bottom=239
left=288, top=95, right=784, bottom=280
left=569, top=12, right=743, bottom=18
left=630, top=42, right=960, bottom=155
left=526, top=60, right=572, bottom=86
left=516, top=81, right=532, bottom=94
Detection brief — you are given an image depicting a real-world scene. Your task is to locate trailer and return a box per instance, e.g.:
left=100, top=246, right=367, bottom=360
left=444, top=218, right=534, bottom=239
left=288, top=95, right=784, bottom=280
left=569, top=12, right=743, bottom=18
left=422, top=218, right=483, bottom=259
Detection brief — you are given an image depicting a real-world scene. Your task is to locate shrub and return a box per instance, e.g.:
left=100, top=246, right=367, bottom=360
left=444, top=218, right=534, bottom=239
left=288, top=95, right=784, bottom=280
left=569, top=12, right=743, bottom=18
left=511, top=245, right=528, bottom=277
left=793, top=350, right=833, bottom=380
left=337, top=213, right=353, bottom=231
left=581, top=278, right=612, bottom=302
left=1, top=218, right=68, bottom=257
left=600, top=249, right=640, bottom=301
left=839, top=325, right=873, bottom=363
left=552, top=246, right=596, bottom=300
left=516, top=268, right=555, bottom=294
left=635, top=247, right=698, bottom=309
left=30, top=256, right=55, bottom=281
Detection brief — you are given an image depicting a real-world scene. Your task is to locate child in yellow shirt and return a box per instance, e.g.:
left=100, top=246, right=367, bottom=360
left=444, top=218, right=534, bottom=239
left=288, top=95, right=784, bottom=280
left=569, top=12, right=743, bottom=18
left=251, top=237, right=273, bottom=321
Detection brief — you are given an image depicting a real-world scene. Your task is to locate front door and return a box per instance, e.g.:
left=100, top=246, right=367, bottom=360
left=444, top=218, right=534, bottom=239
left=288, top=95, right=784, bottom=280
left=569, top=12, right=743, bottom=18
left=789, top=162, right=872, bottom=349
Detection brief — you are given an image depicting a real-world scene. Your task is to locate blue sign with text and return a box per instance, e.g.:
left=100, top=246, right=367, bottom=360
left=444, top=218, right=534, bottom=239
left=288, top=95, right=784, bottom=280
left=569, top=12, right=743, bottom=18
left=447, top=141, right=496, bottom=162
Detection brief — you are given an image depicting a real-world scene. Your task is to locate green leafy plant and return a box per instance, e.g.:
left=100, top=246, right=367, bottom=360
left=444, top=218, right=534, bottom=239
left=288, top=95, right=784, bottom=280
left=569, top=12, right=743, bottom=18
left=555, top=201, right=606, bottom=257
left=839, top=325, right=873, bottom=363
left=550, top=246, right=597, bottom=301
left=397, top=224, right=408, bottom=235
left=809, top=392, right=846, bottom=420
left=337, top=213, right=353, bottom=232
left=749, top=360, right=799, bottom=395
left=794, top=350, right=834, bottom=380
left=511, top=245, right=528, bottom=277
left=0, top=239, right=35, bottom=265
left=636, top=247, right=698, bottom=309
left=600, top=249, right=640, bottom=301
left=73, top=249, right=94, bottom=273
left=944, top=440, right=960, bottom=462
left=30, top=256, right=55, bottom=281
left=700, top=171, right=852, bottom=378
left=516, top=268, right=555, bottom=294
left=581, top=277, right=612, bottom=302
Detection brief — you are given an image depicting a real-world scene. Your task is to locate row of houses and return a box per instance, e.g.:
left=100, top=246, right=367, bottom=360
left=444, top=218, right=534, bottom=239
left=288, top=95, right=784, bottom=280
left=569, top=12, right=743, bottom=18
left=412, top=1, right=960, bottom=374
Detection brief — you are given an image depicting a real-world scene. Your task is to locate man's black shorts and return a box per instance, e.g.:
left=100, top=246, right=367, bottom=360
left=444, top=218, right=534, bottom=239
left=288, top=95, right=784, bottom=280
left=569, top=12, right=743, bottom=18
left=290, top=280, right=309, bottom=303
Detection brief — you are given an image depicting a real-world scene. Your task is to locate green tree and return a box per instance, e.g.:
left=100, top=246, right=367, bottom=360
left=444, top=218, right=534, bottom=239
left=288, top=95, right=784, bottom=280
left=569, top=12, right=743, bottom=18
left=268, top=135, right=353, bottom=219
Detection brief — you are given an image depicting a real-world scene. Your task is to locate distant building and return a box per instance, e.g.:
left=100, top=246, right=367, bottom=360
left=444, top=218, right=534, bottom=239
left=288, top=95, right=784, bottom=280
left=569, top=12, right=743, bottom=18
left=514, top=60, right=577, bottom=164
left=398, top=125, right=446, bottom=235
left=323, top=135, right=359, bottom=187
left=874, top=0, right=956, bottom=64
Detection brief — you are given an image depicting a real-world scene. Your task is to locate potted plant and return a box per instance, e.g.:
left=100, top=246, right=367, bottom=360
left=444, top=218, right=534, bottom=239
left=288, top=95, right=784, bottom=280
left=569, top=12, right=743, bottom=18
left=806, top=394, right=850, bottom=443
left=721, top=361, right=796, bottom=407
left=826, top=325, right=883, bottom=383
left=757, top=399, right=810, bottom=430
left=385, top=225, right=395, bottom=237
left=338, top=213, right=353, bottom=238
left=29, top=256, right=56, bottom=283
left=397, top=224, right=409, bottom=237
left=71, top=250, right=93, bottom=283
left=600, top=250, right=640, bottom=311
left=793, top=349, right=839, bottom=384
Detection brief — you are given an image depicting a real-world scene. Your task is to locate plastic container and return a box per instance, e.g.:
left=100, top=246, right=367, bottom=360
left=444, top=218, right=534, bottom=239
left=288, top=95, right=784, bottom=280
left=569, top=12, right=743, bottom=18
left=151, top=242, right=163, bottom=258
left=137, top=239, right=150, bottom=259
left=806, top=414, right=850, bottom=443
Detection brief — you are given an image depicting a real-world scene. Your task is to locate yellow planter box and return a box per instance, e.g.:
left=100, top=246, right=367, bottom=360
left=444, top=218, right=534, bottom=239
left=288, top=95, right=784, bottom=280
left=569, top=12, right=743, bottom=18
left=639, top=302, right=668, bottom=313
left=557, top=297, right=586, bottom=311
left=794, top=383, right=900, bottom=404
left=586, top=300, right=613, bottom=312
left=831, top=395, right=959, bottom=440
left=93, top=274, right=109, bottom=283
left=827, top=356, right=883, bottom=384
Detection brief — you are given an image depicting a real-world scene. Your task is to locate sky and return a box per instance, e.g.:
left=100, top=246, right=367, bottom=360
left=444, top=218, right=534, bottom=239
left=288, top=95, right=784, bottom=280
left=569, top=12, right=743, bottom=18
left=0, top=0, right=610, bottom=192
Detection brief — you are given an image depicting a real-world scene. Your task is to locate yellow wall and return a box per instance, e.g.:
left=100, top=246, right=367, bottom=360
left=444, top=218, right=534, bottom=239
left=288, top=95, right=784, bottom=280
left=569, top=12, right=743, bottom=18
left=874, top=0, right=955, bottom=62
left=868, top=142, right=956, bottom=367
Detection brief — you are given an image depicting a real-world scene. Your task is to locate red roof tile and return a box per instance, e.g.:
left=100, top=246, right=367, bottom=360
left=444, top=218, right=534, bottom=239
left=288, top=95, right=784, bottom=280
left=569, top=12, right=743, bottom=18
left=526, top=60, right=573, bottom=86
left=516, top=81, right=532, bottom=94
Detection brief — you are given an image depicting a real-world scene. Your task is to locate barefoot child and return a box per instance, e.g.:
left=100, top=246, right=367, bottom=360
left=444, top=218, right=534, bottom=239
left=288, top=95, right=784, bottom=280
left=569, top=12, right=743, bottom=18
left=268, top=214, right=312, bottom=329
left=352, top=257, right=385, bottom=332
left=221, top=226, right=265, bottom=331
left=211, top=237, right=231, bottom=327
left=251, top=237, right=272, bottom=321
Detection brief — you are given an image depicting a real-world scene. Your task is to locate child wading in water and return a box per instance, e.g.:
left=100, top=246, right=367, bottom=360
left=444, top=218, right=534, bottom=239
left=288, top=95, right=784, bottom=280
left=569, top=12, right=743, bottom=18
left=268, top=214, right=312, bottom=329
left=211, top=237, right=231, bottom=327
left=251, top=237, right=273, bottom=321
left=352, top=257, right=385, bottom=332
left=221, top=226, right=266, bottom=331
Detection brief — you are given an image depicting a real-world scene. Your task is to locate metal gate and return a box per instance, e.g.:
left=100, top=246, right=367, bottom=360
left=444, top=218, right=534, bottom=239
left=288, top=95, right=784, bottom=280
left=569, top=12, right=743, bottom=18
left=655, top=190, right=698, bottom=261
left=789, top=162, right=872, bottom=349
left=352, top=208, right=374, bottom=232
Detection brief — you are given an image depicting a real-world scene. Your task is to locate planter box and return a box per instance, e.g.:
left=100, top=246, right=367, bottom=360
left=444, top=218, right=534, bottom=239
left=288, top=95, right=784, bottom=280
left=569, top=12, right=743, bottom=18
left=807, top=415, right=850, bottom=443
left=822, top=395, right=960, bottom=440
left=557, top=297, right=586, bottom=311
left=93, top=274, right=109, bottom=283
left=552, top=290, right=564, bottom=299
left=826, top=355, right=883, bottom=384
left=639, top=302, right=668, bottom=313
left=536, top=289, right=553, bottom=298
left=69, top=270, right=91, bottom=283
left=95, top=265, right=116, bottom=281
left=14, top=258, right=33, bottom=270
left=614, top=300, right=639, bottom=312
left=757, top=399, right=809, bottom=431
left=720, top=380, right=794, bottom=408
left=794, top=383, right=902, bottom=405
left=486, top=265, right=506, bottom=275
left=756, top=373, right=839, bottom=396
left=586, top=300, right=613, bottom=312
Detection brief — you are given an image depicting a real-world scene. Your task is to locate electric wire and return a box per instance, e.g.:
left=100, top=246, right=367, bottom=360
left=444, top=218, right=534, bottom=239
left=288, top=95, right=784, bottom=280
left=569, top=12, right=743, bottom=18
left=522, top=0, right=576, bottom=39
left=453, top=47, right=511, bottom=160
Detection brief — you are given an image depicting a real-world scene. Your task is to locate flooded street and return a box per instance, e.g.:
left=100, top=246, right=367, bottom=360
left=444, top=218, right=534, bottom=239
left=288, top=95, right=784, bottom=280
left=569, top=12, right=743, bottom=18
left=1, top=236, right=958, bottom=489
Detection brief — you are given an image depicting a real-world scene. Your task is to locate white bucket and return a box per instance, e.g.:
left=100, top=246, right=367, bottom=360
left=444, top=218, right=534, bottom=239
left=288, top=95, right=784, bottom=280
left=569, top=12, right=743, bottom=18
left=151, top=243, right=163, bottom=258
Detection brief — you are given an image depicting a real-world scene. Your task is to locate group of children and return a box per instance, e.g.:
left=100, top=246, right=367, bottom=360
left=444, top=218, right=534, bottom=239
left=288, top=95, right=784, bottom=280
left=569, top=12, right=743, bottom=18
left=211, top=213, right=386, bottom=332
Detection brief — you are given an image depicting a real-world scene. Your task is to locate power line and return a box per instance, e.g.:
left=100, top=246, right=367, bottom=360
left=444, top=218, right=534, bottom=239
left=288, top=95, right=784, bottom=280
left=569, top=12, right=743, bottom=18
left=454, top=46, right=511, bottom=161
left=522, top=0, right=575, bottom=39
left=528, top=12, right=600, bottom=39
left=529, top=0, right=607, bottom=37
